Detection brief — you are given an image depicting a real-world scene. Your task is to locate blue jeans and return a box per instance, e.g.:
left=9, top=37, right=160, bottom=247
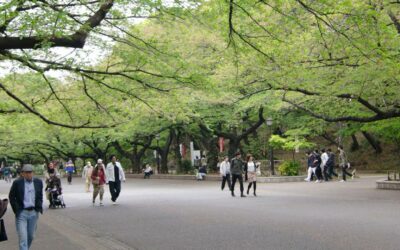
left=16, top=210, right=39, bottom=250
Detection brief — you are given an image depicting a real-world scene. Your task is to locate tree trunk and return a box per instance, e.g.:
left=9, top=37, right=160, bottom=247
left=228, top=138, right=241, bottom=159
left=362, top=131, right=382, bottom=154
left=350, top=134, right=360, bottom=151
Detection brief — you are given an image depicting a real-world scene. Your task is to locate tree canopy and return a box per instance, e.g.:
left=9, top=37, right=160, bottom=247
left=1, top=0, right=400, bottom=171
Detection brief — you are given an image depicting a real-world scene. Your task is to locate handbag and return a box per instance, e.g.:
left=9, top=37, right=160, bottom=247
left=0, top=219, right=7, bottom=242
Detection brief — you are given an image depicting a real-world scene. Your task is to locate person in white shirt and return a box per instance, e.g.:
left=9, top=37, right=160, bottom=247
left=219, top=156, right=231, bottom=191
left=320, top=149, right=329, bottom=181
left=246, top=155, right=258, bottom=196
left=143, top=164, right=153, bottom=179
left=105, top=155, right=126, bottom=204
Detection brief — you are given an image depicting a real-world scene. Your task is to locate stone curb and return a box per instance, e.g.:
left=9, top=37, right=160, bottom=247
left=376, top=179, right=400, bottom=190
left=125, top=174, right=307, bottom=183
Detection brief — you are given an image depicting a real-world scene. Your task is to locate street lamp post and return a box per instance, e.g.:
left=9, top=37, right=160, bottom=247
left=266, top=117, right=275, bottom=175
left=156, top=134, right=160, bottom=174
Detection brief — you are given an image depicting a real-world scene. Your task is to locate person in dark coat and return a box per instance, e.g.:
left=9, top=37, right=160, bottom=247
left=230, top=152, right=246, bottom=197
left=8, top=165, right=43, bottom=250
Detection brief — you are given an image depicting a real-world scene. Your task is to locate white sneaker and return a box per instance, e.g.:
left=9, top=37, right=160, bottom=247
left=339, top=180, right=345, bottom=182
left=315, top=180, right=320, bottom=183
left=304, top=178, right=310, bottom=182
left=112, top=201, right=116, bottom=205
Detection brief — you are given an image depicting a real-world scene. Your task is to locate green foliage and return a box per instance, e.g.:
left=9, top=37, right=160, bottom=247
left=269, top=134, right=314, bottom=152
left=1, top=0, right=400, bottom=171
left=177, top=159, right=194, bottom=174
left=278, top=161, right=301, bottom=176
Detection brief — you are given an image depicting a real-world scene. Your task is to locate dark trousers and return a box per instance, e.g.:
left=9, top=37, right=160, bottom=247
left=247, top=181, right=256, bottom=193
left=67, top=172, right=72, bottom=183
left=327, top=165, right=338, bottom=179
left=315, top=167, right=323, bottom=180
left=109, top=181, right=121, bottom=202
left=221, top=174, right=232, bottom=190
left=323, top=166, right=329, bottom=181
left=342, top=166, right=352, bottom=181
left=231, top=174, right=244, bottom=194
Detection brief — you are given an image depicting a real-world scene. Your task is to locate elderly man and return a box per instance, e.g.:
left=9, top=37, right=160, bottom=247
left=9, top=165, right=43, bottom=250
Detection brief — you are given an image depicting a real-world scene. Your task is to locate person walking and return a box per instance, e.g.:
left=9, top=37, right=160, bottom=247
left=313, top=149, right=323, bottom=183
left=8, top=165, right=43, bottom=250
left=220, top=156, right=231, bottom=191
left=320, top=149, right=329, bottom=181
left=338, top=146, right=352, bottom=182
left=246, top=155, right=258, bottom=196
left=106, top=155, right=126, bottom=205
left=65, top=159, right=74, bottom=185
left=3, top=166, right=12, bottom=183
left=91, top=159, right=106, bottom=206
left=304, top=151, right=315, bottom=182
left=230, top=152, right=246, bottom=197
left=326, top=148, right=338, bottom=179
left=82, top=161, right=94, bottom=192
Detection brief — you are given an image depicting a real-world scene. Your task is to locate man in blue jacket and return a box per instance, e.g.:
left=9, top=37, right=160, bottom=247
left=9, top=165, right=43, bottom=250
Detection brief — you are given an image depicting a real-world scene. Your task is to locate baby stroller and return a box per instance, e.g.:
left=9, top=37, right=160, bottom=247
left=46, top=175, right=66, bottom=209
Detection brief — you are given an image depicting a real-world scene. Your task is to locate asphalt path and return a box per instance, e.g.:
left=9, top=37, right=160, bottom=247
left=1, top=176, right=399, bottom=250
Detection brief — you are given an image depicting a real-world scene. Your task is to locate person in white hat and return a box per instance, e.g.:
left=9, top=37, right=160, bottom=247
left=82, top=161, right=93, bottom=192
left=8, top=165, right=43, bottom=250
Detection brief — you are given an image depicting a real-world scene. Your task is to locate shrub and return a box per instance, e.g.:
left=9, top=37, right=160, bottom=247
left=278, top=161, right=300, bottom=176
left=178, top=159, right=194, bottom=174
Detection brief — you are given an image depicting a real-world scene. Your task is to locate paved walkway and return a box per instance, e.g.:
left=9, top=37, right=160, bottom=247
left=1, top=176, right=399, bottom=250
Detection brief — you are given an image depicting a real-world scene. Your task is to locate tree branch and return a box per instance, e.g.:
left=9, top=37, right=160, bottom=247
left=0, top=0, right=114, bottom=50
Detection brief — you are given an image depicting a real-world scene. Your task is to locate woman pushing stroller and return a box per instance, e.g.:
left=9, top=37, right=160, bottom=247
left=45, top=168, right=65, bottom=208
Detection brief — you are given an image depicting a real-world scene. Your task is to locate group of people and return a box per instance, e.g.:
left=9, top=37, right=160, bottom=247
left=7, top=155, right=126, bottom=250
left=5, top=147, right=357, bottom=250
left=79, top=155, right=126, bottom=206
left=219, top=152, right=260, bottom=197
left=305, top=146, right=355, bottom=183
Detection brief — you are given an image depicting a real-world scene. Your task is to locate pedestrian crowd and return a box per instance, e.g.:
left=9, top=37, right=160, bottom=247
left=219, top=152, right=261, bottom=198
left=304, top=146, right=355, bottom=183
left=5, top=155, right=126, bottom=250
left=3, top=147, right=355, bottom=250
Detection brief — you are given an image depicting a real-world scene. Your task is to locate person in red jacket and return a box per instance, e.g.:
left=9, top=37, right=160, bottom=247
left=91, top=159, right=106, bottom=206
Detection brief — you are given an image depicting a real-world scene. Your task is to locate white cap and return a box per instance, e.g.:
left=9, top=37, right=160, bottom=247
left=97, top=159, right=103, bottom=164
